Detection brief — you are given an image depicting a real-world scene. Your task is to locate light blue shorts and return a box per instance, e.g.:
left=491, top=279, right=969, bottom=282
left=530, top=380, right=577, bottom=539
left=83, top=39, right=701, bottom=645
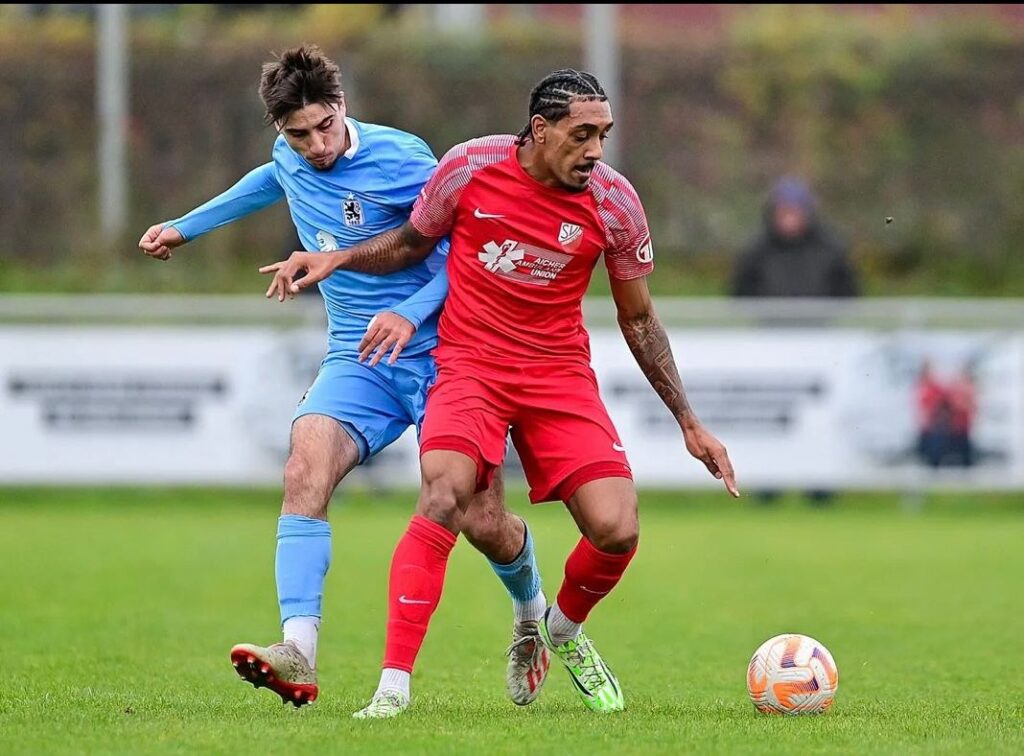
left=293, top=352, right=436, bottom=463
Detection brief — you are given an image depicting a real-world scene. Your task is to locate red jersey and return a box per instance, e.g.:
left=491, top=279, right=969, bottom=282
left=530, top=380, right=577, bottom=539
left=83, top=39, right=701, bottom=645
left=410, top=135, right=653, bottom=369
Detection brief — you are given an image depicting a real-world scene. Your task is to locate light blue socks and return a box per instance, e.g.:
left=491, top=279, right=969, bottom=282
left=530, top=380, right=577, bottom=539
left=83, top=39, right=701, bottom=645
left=276, top=515, right=332, bottom=623
left=487, top=519, right=546, bottom=623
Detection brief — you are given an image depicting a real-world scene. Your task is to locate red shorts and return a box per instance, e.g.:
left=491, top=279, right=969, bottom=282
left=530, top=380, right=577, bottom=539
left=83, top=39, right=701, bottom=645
left=420, top=361, right=632, bottom=503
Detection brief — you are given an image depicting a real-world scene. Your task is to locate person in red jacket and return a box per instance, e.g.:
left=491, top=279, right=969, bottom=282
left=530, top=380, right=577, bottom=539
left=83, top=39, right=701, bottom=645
left=916, top=360, right=977, bottom=468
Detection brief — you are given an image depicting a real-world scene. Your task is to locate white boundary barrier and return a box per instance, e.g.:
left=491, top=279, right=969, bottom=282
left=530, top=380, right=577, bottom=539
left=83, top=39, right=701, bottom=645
left=1, top=296, right=1021, bottom=489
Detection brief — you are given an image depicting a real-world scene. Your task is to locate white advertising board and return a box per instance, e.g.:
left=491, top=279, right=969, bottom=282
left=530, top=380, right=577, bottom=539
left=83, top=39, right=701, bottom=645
left=589, top=329, right=1023, bottom=490
left=1, top=325, right=1020, bottom=489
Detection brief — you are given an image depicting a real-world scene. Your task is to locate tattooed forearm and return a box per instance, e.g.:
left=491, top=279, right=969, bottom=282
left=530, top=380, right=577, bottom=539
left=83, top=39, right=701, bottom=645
left=336, top=223, right=434, bottom=275
left=619, top=311, right=695, bottom=426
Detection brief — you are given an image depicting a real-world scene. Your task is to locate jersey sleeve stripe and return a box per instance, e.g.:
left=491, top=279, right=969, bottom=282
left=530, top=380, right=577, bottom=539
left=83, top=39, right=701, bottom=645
left=410, top=136, right=517, bottom=238
left=590, top=162, right=655, bottom=281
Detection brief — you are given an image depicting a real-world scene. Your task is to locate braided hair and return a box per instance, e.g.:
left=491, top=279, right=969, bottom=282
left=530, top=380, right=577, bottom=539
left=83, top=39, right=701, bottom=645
left=516, top=69, right=607, bottom=145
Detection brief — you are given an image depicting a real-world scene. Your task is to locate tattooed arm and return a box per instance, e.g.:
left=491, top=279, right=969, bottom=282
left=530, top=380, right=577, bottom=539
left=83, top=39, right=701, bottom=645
left=334, top=222, right=440, bottom=275
left=615, top=280, right=696, bottom=428
left=611, top=276, right=739, bottom=496
left=259, top=221, right=440, bottom=301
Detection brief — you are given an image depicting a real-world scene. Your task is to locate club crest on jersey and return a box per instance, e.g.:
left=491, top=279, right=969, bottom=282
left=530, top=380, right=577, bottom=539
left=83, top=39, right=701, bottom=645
left=342, top=193, right=364, bottom=227
left=558, top=222, right=583, bottom=250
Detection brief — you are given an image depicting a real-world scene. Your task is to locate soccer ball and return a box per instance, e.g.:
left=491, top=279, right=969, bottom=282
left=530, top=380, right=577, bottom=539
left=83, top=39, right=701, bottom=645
left=746, top=633, right=838, bottom=715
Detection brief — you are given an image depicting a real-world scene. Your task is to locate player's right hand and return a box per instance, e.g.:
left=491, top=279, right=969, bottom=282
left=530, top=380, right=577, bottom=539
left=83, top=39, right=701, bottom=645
left=259, top=251, right=337, bottom=302
left=138, top=224, right=185, bottom=261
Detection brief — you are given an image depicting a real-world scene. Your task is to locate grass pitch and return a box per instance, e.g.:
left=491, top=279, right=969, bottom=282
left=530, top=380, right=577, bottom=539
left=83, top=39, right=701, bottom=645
left=0, top=487, right=1021, bottom=754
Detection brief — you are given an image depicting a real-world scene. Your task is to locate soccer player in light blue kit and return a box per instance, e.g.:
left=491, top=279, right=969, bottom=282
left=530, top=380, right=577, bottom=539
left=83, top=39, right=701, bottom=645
left=138, top=46, right=550, bottom=714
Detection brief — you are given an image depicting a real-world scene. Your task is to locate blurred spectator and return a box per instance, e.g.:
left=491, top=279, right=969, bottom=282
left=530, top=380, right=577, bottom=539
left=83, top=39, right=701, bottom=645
left=732, top=177, right=859, bottom=299
left=947, top=368, right=978, bottom=467
left=916, top=360, right=977, bottom=468
left=734, top=177, right=860, bottom=506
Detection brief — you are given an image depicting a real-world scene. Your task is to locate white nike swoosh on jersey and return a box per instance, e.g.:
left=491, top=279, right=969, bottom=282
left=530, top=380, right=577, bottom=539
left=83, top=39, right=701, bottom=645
left=579, top=585, right=610, bottom=595
left=612, top=443, right=626, bottom=452
left=398, top=595, right=431, bottom=605
left=474, top=208, right=506, bottom=219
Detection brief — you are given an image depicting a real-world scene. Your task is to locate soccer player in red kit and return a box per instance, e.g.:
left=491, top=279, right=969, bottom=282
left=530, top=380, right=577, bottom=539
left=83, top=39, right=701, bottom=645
left=263, top=69, right=739, bottom=718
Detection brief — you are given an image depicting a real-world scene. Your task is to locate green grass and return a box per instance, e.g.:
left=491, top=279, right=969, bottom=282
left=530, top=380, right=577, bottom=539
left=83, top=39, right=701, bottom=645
left=1, top=488, right=1022, bottom=754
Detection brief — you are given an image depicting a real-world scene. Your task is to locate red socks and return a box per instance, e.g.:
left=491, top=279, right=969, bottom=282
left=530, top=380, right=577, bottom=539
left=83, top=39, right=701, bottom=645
left=555, top=537, right=637, bottom=623
left=382, top=521, right=634, bottom=671
left=382, top=515, right=458, bottom=672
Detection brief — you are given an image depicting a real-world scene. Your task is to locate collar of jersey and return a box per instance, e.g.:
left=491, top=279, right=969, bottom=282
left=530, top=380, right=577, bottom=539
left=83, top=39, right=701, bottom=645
left=342, top=118, right=360, bottom=160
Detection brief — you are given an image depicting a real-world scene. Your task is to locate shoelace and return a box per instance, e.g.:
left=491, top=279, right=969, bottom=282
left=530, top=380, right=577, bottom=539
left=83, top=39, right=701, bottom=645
left=273, top=641, right=304, bottom=660
left=505, top=633, right=537, bottom=658
left=504, top=621, right=540, bottom=658
left=269, top=642, right=315, bottom=680
left=367, top=691, right=407, bottom=712
left=564, top=637, right=608, bottom=690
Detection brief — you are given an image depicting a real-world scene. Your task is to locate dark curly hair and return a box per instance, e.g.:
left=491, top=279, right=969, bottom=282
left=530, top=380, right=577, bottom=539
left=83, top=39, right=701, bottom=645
left=258, top=44, right=344, bottom=126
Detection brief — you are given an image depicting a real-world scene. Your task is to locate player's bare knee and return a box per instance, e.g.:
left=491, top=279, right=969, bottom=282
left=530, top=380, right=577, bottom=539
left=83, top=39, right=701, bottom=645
left=283, top=451, right=313, bottom=493
left=588, top=522, right=638, bottom=554
left=282, top=452, right=331, bottom=519
left=583, top=501, right=639, bottom=554
left=590, top=528, right=638, bottom=554
left=417, top=472, right=465, bottom=530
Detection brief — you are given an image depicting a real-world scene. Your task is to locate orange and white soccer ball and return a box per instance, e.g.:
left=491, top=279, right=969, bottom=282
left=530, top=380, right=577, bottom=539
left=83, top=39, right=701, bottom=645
left=747, top=633, right=839, bottom=715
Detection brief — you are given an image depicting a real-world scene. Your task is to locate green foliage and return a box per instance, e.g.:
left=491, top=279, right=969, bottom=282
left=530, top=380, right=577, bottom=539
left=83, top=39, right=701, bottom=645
left=1, top=7, right=1022, bottom=295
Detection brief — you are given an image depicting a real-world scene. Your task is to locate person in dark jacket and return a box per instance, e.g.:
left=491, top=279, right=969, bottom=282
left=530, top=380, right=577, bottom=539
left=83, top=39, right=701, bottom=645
left=732, top=177, right=859, bottom=298
left=733, top=178, right=859, bottom=506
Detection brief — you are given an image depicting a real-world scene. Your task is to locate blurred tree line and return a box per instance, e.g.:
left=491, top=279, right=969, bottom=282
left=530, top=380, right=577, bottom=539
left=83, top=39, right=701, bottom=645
left=1, top=5, right=1022, bottom=296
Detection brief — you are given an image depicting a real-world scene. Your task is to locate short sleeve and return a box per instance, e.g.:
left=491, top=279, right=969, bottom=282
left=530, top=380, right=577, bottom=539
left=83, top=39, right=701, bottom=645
left=600, top=176, right=655, bottom=281
left=409, top=142, right=473, bottom=239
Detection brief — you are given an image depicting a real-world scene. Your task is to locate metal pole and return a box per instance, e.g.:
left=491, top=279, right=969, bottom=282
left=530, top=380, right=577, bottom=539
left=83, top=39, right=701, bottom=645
left=584, top=4, right=620, bottom=168
left=97, top=4, right=128, bottom=240
left=434, top=5, right=485, bottom=37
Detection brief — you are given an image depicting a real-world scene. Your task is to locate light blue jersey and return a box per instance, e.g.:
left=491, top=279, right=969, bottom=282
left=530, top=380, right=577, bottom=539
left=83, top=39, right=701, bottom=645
left=166, top=118, right=449, bottom=461
left=168, top=118, right=448, bottom=358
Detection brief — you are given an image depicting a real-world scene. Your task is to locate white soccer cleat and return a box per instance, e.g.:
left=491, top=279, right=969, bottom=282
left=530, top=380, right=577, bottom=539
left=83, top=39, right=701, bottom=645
left=229, top=640, right=318, bottom=707
left=505, top=619, right=551, bottom=705
left=352, top=690, right=410, bottom=719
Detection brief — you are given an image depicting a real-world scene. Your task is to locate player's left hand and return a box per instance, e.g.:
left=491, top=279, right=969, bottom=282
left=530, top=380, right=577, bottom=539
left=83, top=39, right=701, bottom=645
left=682, top=422, right=739, bottom=498
left=358, top=311, right=416, bottom=366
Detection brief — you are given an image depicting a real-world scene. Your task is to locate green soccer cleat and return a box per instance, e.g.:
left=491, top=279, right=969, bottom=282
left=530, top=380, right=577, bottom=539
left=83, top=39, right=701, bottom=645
left=539, top=610, right=624, bottom=713
left=352, top=690, right=410, bottom=720
left=230, top=640, right=318, bottom=707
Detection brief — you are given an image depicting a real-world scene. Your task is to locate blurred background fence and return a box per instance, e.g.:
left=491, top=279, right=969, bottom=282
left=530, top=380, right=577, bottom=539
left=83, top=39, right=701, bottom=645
left=2, top=4, right=1024, bottom=296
